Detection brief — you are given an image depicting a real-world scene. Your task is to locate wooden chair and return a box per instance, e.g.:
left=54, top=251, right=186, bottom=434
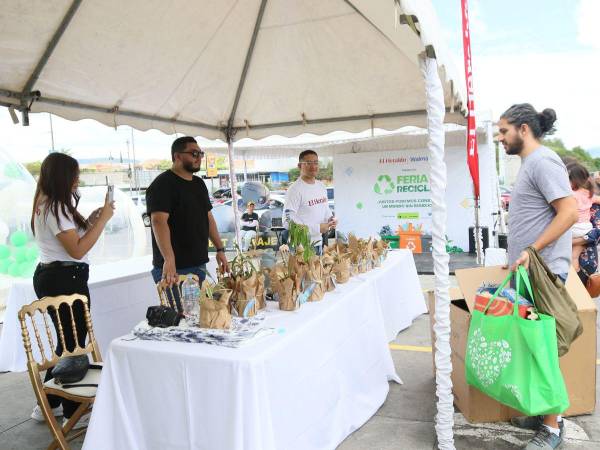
left=156, top=273, right=200, bottom=312
left=18, top=294, right=102, bottom=450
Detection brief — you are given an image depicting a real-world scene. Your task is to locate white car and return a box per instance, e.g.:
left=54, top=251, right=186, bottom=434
left=130, top=193, right=150, bottom=227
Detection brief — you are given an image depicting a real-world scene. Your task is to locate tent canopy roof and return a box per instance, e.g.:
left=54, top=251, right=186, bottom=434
left=0, top=0, right=466, bottom=141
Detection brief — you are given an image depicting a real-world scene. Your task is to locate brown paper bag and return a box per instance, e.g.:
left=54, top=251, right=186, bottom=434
left=199, top=288, right=232, bottom=329
left=256, top=273, right=266, bottom=310
left=269, top=264, right=284, bottom=294
left=365, top=239, right=374, bottom=270
left=334, top=256, right=351, bottom=283
left=321, top=254, right=336, bottom=292
left=234, top=273, right=259, bottom=317
left=305, top=256, right=325, bottom=301
left=371, top=249, right=381, bottom=267
left=289, top=254, right=306, bottom=278
left=277, top=277, right=299, bottom=311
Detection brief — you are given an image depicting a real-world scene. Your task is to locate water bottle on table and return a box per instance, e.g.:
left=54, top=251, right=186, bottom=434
left=181, top=274, right=200, bottom=323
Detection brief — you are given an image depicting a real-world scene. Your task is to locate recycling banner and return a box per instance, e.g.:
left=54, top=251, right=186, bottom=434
left=333, top=148, right=478, bottom=251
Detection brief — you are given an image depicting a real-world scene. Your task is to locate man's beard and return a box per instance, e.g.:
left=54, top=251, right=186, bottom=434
left=505, top=135, right=524, bottom=155
left=182, top=160, right=201, bottom=173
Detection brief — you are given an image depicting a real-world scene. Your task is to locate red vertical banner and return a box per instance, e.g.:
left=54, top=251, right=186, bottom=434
left=461, top=0, right=480, bottom=199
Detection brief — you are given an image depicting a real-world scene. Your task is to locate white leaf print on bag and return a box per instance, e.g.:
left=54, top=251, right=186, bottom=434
left=503, top=384, right=523, bottom=402
left=468, top=328, right=512, bottom=386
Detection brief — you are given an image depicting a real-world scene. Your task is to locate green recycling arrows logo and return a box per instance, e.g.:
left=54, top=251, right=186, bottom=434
left=374, top=174, right=395, bottom=194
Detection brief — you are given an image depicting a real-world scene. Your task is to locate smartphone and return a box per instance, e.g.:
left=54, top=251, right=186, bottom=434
left=106, top=176, right=114, bottom=203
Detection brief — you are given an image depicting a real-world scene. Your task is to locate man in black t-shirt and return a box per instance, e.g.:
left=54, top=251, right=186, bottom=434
left=240, top=201, right=259, bottom=251
left=146, top=136, right=228, bottom=287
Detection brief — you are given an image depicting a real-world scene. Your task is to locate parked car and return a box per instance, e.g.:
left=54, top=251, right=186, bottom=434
left=211, top=186, right=243, bottom=205
left=499, top=186, right=511, bottom=211
left=130, top=193, right=150, bottom=227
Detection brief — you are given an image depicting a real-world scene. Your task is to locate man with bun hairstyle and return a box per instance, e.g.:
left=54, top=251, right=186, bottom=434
left=497, top=104, right=577, bottom=449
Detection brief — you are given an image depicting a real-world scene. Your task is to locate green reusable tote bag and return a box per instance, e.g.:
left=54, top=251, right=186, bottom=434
left=465, top=266, right=570, bottom=416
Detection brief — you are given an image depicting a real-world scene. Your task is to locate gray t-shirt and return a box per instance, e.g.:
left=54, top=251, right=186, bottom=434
left=508, top=146, right=573, bottom=275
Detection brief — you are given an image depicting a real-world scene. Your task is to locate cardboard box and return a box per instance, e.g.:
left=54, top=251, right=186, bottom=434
left=427, top=266, right=597, bottom=423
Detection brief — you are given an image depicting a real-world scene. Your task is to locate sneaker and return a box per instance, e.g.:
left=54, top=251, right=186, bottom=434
left=524, top=426, right=563, bottom=449
left=63, top=414, right=89, bottom=431
left=512, top=416, right=565, bottom=437
left=31, top=405, right=63, bottom=422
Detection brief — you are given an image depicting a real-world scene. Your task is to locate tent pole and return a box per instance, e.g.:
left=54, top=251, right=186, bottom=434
left=474, top=198, right=483, bottom=264
left=420, top=54, right=455, bottom=449
left=226, top=134, right=242, bottom=250
left=489, top=121, right=508, bottom=237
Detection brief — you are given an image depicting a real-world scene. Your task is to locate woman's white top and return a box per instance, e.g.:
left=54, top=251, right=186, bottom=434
left=34, top=202, right=89, bottom=264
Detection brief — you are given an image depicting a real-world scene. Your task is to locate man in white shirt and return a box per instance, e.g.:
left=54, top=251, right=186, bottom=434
left=283, top=150, right=337, bottom=254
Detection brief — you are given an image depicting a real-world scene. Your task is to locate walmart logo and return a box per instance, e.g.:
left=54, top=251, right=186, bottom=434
left=374, top=174, right=395, bottom=194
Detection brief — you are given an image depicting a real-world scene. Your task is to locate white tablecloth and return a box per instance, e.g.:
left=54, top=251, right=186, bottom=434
left=368, top=249, right=427, bottom=341
left=83, top=251, right=425, bottom=450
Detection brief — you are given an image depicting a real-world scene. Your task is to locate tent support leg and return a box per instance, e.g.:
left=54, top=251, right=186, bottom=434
left=226, top=134, right=242, bottom=251
left=420, top=55, right=455, bottom=449
left=474, top=199, right=483, bottom=264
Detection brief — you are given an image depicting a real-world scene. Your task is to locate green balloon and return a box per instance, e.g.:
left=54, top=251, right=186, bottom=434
left=19, top=261, right=35, bottom=278
left=0, top=244, right=9, bottom=259
left=14, top=247, right=27, bottom=262
left=10, top=231, right=28, bottom=247
left=7, top=262, right=22, bottom=277
left=3, top=163, right=22, bottom=179
left=0, top=259, right=10, bottom=273
left=26, top=246, right=39, bottom=261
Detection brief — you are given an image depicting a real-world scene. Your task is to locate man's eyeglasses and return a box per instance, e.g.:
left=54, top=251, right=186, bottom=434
left=178, top=150, right=204, bottom=158
left=299, top=161, right=319, bottom=166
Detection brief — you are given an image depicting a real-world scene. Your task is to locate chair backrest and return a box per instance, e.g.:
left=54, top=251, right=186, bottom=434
left=271, top=217, right=283, bottom=228
left=18, top=294, right=100, bottom=373
left=156, top=273, right=200, bottom=311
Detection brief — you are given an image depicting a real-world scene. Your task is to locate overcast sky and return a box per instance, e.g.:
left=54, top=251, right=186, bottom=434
left=1, top=0, right=598, bottom=163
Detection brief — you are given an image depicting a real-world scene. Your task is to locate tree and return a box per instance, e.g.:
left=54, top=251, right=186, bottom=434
left=288, top=167, right=300, bottom=182
left=288, top=160, right=333, bottom=182
left=543, top=139, right=600, bottom=171
left=318, top=160, right=333, bottom=181
left=24, top=161, right=42, bottom=176
left=157, top=160, right=172, bottom=170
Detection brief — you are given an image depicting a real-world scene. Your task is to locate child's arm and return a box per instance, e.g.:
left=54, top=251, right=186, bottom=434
left=592, top=195, right=600, bottom=204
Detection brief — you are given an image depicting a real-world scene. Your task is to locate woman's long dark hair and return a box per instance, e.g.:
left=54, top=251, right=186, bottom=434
left=568, top=162, right=593, bottom=198
left=31, top=153, right=89, bottom=234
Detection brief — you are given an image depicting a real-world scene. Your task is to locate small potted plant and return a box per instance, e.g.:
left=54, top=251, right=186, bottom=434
left=222, top=244, right=266, bottom=317
left=199, top=280, right=233, bottom=329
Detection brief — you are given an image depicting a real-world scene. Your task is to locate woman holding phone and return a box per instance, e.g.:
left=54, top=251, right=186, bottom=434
left=29, top=152, right=114, bottom=428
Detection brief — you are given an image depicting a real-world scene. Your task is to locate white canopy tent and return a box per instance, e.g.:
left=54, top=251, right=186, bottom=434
left=0, top=1, right=468, bottom=447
